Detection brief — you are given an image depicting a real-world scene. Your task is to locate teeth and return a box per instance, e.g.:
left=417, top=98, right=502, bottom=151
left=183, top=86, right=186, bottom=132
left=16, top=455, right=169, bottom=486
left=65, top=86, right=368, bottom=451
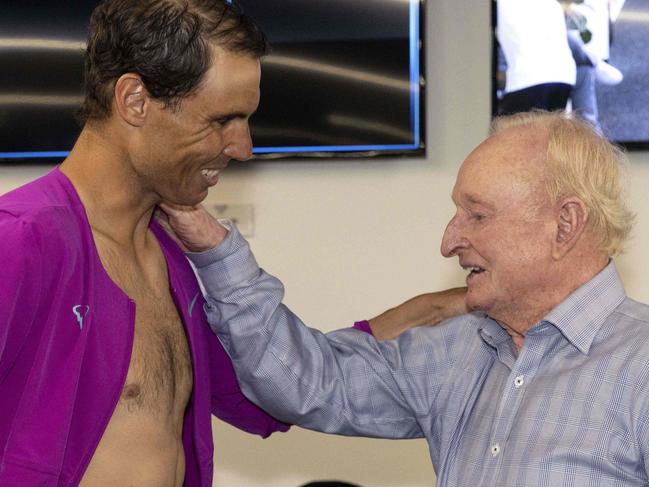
left=201, top=169, right=220, bottom=179
left=462, top=265, right=484, bottom=273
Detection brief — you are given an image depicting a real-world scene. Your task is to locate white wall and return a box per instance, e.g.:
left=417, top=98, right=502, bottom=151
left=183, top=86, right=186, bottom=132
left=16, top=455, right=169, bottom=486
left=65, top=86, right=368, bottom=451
left=2, top=0, right=649, bottom=486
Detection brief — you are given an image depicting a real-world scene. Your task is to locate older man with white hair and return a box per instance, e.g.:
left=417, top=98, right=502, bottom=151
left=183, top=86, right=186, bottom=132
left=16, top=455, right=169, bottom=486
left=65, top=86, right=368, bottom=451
left=168, top=111, right=646, bottom=486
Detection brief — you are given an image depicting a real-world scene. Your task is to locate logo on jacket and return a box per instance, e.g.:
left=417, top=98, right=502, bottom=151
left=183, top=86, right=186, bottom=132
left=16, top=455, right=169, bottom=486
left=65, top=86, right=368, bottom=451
left=73, top=305, right=90, bottom=330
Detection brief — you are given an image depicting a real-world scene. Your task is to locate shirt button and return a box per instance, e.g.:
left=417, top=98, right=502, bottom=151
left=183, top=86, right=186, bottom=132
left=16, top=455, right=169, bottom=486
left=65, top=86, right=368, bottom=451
left=514, top=375, right=525, bottom=388
left=491, top=443, right=501, bottom=457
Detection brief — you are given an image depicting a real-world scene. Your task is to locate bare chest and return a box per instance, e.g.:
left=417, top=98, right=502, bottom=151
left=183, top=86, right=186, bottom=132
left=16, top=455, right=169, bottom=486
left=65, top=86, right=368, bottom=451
left=122, top=296, right=194, bottom=416
left=95, top=239, right=194, bottom=417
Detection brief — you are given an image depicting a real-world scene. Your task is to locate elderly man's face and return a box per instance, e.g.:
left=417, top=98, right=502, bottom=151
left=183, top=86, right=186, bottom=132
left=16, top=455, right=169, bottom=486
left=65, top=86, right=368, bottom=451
left=441, top=126, right=557, bottom=322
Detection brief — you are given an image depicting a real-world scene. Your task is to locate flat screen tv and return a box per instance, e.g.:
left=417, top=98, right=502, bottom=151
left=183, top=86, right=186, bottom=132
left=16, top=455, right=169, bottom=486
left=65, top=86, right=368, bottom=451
left=492, top=0, right=649, bottom=149
left=0, top=0, right=425, bottom=163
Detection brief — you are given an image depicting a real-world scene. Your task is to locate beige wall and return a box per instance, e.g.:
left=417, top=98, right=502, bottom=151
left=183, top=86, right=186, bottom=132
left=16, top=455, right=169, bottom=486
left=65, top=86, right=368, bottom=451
left=2, top=0, right=649, bottom=485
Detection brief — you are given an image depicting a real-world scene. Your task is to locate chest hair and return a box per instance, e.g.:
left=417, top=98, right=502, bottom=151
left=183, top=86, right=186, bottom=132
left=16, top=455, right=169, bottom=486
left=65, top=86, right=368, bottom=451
left=94, top=234, right=194, bottom=415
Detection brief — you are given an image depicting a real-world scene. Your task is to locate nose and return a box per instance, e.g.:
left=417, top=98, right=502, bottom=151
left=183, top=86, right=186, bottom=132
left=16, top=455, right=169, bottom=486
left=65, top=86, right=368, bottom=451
left=223, top=122, right=254, bottom=161
left=440, top=214, right=468, bottom=257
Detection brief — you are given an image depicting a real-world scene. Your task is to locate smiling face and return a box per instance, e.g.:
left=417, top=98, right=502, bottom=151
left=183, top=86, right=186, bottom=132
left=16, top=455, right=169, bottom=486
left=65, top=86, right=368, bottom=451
left=135, top=46, right=261, bottom=205
left=441, top=126, right=559, bottom=325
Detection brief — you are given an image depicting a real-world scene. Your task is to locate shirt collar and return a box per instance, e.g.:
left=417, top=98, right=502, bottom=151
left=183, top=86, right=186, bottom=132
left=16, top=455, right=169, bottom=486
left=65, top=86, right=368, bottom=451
left=479, top=316, right=511, bottom=349
left=478, top=261, right=626, bottom=356
left=538, top=260, right=626, bottom=355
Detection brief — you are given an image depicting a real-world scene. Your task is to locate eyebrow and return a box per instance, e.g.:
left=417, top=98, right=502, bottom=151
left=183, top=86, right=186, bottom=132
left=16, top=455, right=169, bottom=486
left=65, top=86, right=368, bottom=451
left=463, top=193, right=495, bottom=210
left=210, top=111, right=250, bottom=121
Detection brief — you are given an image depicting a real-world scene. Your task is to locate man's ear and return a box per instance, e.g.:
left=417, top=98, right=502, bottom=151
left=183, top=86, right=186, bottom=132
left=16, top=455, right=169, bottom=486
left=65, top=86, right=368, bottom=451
left=553, top=196, right=589, bottom=259
left=113, top=73, right=149, bottom=127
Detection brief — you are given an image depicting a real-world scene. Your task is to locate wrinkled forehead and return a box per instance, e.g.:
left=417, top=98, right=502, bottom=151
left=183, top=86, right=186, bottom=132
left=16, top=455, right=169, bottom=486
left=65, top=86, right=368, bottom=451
left=453, top=126, right=549, bottom=204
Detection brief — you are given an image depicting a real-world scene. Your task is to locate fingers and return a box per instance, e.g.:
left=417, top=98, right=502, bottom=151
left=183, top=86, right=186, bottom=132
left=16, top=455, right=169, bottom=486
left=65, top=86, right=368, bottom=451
left=156, top=202, right=228, bottom=253
left=158, top=202, right=200, bottom=216
left=153, top=206, right=169, bottom=224
left=153, top=205, right=188, bottom=251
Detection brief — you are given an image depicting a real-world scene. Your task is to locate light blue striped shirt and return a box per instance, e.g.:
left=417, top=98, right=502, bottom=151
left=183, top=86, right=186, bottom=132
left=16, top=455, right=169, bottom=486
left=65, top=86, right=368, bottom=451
left=191, top=226, right=649, bottom=486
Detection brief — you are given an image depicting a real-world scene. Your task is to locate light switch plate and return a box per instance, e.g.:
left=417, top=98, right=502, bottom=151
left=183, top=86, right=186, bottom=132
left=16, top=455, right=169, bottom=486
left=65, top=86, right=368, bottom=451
left=210, top=204, right=254, bottom=237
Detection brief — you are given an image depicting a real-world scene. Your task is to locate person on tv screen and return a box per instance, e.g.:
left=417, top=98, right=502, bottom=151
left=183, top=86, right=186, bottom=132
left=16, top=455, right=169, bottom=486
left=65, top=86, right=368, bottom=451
left=165, top=111, right=649, bottom=486
left=496, top=0, right=576, bottom=114
left=565, top=0, right=625, bottom=134
left=0, top=0, right=466, bottom=485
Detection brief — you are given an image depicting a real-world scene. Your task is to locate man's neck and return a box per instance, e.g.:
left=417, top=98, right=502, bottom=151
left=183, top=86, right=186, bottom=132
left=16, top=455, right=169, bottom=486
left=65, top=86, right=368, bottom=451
left=492, top=255, right=610, bottom=351
left=60, top=125, right=158, bottom=249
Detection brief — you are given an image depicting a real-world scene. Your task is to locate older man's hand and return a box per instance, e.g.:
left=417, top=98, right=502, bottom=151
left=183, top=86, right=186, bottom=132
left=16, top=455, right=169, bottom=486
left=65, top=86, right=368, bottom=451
left=156, top=203, right=229, bottom=253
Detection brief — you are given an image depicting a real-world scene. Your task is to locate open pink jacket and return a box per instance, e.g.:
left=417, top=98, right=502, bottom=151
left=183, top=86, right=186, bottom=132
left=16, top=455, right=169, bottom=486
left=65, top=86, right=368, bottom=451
left=0, top=168, right=289, bottom=486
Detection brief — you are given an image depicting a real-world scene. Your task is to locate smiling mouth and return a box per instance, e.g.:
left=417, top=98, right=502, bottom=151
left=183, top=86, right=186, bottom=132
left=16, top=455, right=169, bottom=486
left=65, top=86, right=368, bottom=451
left=462, top=265, right=485, bottom=279
left=201, top=168, right=221, bottom=179
left=200, top=168, right=222, bottom=186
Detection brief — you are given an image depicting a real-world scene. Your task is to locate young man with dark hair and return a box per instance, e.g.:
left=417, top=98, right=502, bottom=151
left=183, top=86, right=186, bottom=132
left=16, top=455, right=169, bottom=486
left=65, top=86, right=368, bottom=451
left=0, top=2, right=282, bottom=485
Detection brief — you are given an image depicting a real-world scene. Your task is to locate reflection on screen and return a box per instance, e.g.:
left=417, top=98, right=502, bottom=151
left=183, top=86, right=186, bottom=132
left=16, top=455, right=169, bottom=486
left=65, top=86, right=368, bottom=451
left=493, top=0, right=649, bottom=147
left=0, top=0, right=424, bottom=161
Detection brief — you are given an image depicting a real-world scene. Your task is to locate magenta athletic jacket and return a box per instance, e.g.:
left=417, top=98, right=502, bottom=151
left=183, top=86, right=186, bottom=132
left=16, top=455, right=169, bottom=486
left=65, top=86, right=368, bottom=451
left=0, top=168, right=289, bottom=486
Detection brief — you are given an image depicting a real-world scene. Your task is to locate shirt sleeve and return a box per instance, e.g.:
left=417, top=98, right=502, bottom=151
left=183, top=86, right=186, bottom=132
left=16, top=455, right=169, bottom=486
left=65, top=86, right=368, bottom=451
left=633, top=362, right=649, bottom=475
left=0, top=213, right=42, bottom=371
left=188, top=226, right=424, bottom=439
left=206, top=325, right=290, bottom=437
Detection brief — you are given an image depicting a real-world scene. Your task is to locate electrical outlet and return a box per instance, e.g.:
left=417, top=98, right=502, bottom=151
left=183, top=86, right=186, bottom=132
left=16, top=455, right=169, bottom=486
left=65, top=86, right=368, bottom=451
left=210, top=204, right=254, bottom=237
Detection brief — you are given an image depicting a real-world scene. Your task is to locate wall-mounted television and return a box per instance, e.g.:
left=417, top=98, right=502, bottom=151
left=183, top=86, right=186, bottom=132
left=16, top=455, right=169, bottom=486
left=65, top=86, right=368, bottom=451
left=491, top=0, right=649, bottom=150
left=0, top=0, right=425, bottom=163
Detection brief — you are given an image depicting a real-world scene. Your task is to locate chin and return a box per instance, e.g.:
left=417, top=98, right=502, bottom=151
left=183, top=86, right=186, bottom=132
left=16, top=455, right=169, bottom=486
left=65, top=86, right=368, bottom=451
left=465, top=290, right=492, bottom=314
left=176, top=190, right=209, bottom=207
left=193, top=191, right=209, bottom=205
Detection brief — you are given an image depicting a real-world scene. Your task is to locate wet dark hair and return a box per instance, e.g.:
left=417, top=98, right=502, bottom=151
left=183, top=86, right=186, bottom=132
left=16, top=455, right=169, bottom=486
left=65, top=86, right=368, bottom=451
left=78, top=0, right=268, bottom=123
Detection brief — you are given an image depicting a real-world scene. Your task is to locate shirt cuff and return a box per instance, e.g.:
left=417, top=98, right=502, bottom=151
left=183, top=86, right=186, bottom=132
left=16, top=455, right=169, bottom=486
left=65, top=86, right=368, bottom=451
left=185, top=221, right=261, bottom=293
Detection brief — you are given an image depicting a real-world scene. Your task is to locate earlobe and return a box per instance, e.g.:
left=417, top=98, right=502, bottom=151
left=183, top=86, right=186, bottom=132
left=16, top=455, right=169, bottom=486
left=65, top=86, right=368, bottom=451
left=113, top=73, right=148, bottom=127
left=553, top=198, right=588, bottom=259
